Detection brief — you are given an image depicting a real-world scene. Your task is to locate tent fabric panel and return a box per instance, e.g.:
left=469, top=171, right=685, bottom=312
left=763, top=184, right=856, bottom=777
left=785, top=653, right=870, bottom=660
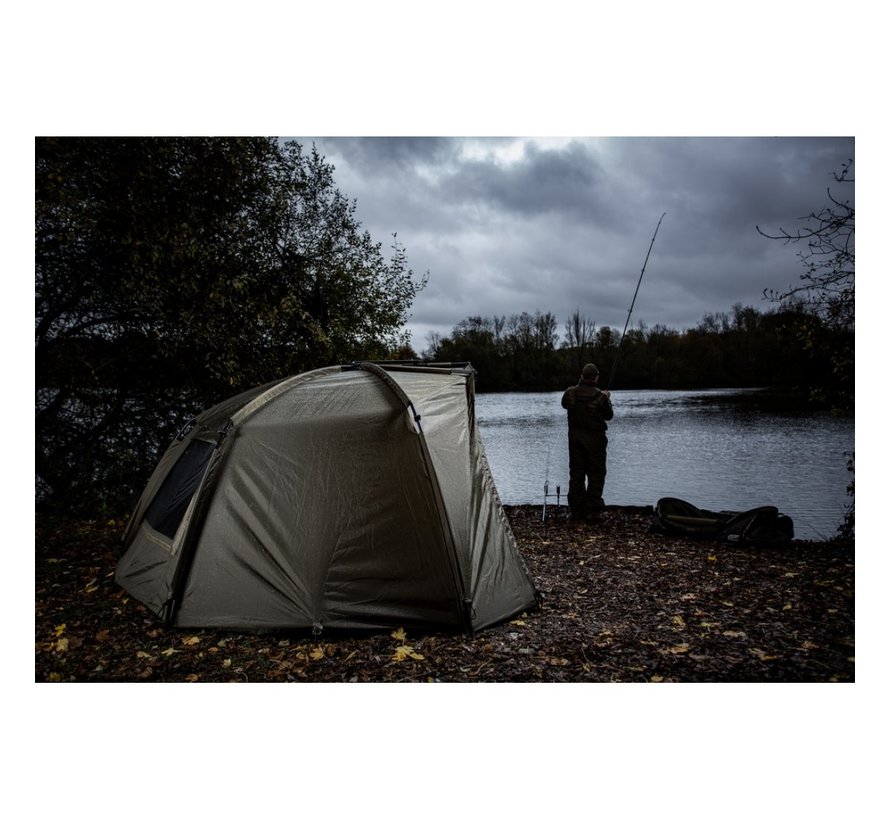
left=463, top=424, right=537, bottom=628
left=174, top=372, right=464, bottom=631
left=114, top=521, right=179, bottom=617
left=388, top=368, right=537, bottom=629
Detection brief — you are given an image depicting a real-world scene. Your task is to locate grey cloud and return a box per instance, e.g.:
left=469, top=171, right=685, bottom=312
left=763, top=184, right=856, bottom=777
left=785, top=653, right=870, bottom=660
left=439, top=140, right=608, bottom=220
left=300, top=136, right=854, bottom=347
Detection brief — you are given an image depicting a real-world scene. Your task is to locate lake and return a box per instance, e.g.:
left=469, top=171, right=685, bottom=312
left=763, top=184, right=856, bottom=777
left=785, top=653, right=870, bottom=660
left=475, top=389, right=855, bottom=541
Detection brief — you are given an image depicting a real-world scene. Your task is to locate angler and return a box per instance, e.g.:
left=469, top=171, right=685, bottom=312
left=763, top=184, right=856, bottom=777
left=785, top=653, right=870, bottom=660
left=561, top=362, right=613, bottom=521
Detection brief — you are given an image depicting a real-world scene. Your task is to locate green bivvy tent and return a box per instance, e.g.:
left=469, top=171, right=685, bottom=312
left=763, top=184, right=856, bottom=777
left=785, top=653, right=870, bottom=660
left=116, top=362, right=537, bottom=633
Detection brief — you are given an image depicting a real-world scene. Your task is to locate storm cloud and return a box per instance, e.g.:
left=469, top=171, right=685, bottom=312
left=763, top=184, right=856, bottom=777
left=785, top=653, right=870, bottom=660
left=296, top=136, right=854, bottom=351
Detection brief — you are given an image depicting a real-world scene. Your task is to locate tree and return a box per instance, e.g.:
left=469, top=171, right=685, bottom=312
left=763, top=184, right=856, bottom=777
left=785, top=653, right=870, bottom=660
left=563, top=309, right=597, bottom=371
left=36, top=137, right=426, bottom=513
left=758, top=159, right=854, bottom=412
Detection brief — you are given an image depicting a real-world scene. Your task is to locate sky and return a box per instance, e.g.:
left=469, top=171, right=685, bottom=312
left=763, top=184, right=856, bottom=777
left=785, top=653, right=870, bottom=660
left=296, top=136, right=854, bottom=352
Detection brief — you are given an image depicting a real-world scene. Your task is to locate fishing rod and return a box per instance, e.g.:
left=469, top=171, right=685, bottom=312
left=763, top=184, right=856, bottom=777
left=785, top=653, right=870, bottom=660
left=606, top=212, right=667, bottom=391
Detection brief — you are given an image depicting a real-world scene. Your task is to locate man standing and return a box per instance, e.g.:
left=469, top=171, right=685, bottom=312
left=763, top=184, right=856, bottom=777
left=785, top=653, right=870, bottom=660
left=561, top=363, right=614, bottom=521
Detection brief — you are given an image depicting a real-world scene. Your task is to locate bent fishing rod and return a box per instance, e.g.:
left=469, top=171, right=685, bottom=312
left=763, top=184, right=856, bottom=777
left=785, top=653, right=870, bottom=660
left=606, top=212, right=667, bottom=391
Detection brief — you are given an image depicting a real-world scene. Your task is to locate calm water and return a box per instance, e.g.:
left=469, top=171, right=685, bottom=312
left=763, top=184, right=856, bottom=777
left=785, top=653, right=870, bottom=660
left=476, top=389, right=855, bottom=541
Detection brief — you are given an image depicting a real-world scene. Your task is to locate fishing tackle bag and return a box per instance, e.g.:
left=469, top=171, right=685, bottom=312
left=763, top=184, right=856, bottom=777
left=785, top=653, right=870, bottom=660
left=650, top=497, right=794, bottom=544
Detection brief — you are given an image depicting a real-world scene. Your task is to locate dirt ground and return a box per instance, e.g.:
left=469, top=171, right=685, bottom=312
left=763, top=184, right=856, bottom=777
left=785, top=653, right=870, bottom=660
left=35, top=505, right=854, bottom=683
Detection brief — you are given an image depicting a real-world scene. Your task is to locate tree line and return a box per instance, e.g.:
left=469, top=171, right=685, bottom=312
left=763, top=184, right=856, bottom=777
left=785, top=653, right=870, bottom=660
left=426, top=303, right=853, bottom=401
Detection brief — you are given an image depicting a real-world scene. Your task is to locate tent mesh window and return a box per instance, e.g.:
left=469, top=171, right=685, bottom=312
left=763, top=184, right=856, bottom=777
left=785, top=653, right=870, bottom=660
left=143, top=439, right=214, bottom=539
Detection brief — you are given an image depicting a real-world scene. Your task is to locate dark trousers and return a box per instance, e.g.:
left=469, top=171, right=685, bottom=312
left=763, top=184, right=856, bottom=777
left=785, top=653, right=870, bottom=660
left=567, top=429, right=608, bottom=518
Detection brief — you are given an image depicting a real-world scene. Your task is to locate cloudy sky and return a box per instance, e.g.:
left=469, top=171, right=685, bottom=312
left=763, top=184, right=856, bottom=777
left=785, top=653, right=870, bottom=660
left=296, top=136, right=854, bottom=352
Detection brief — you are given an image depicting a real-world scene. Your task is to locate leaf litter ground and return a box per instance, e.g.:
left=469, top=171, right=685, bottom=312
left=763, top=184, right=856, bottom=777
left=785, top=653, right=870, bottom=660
left=35, top=506, right=854, bottom=683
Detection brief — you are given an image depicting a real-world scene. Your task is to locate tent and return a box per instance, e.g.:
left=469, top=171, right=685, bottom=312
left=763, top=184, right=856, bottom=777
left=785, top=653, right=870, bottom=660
left=116, top=362, right=537, bottom=633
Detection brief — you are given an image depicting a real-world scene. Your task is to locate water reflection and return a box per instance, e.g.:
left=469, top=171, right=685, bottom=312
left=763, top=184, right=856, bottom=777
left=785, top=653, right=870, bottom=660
left=476, top=389, right=854, bottom=541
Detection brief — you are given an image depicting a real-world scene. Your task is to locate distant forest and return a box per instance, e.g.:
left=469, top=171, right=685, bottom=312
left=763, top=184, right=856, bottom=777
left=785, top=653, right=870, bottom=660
left=425, top=302, right=852, bottom=408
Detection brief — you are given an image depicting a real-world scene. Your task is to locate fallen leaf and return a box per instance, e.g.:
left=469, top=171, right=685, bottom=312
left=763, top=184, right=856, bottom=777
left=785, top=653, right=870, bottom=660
left=183, top=636, right=201, bottom=646
left=660, top=643, right=690, bottom=655
left=672, top=615, right=687, bottom=629
left=391, top=627, right=407, bottom=642
left=750, top=648, right=777, bottom=661
left=95, top=629, right=110, bottom=643
left=309, top=647, right=325, bottom=661
left=55, top=637, right=69, bottom=652
left=54, top=624, right=66, bottom=637
left=161, top=647, right=176, bottom=657
left=650, top=674, right=664, bottom=682
left=184, top=674, right=199, bottom=682
left=509, top=619, right=527, bottom=627
left=392, top=645, right=425, bottom=662
left=722, top=630, right=747, bottom=639
left=801, top=641, right=818, bottom=651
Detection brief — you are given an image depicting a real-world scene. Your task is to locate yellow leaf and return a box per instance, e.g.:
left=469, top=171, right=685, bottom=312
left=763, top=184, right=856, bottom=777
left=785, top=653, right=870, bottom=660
left=672, top=615, right=687, bottom=629
left=390, top=627, right=407, bottom=642
left=707, top=554, right=717, bottom=562
left=55, top=637, right=69, bottom=652
left=48, top=672, right=63, bottom=682
left=660, top=643, right=690, bottom=655
left=650, top=675, right=664, bottom=682
left=309, top=647, right=325, bottom=661
left=783, top=603, right=793, bottom=611
left=392, top=645, right=425, bottom=662
left=222, top=658, right=232, bottom=668
left=54, top=624, right=67, bottom=637
left=183, top=636, right=201, bottom=646
left=509, top=619, right=527, bottom=627
left=162, top=647, right=176, bottom=657
left=136, top=651, right=153, bottom=659
left=184, top=674, right=199, bottom=682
